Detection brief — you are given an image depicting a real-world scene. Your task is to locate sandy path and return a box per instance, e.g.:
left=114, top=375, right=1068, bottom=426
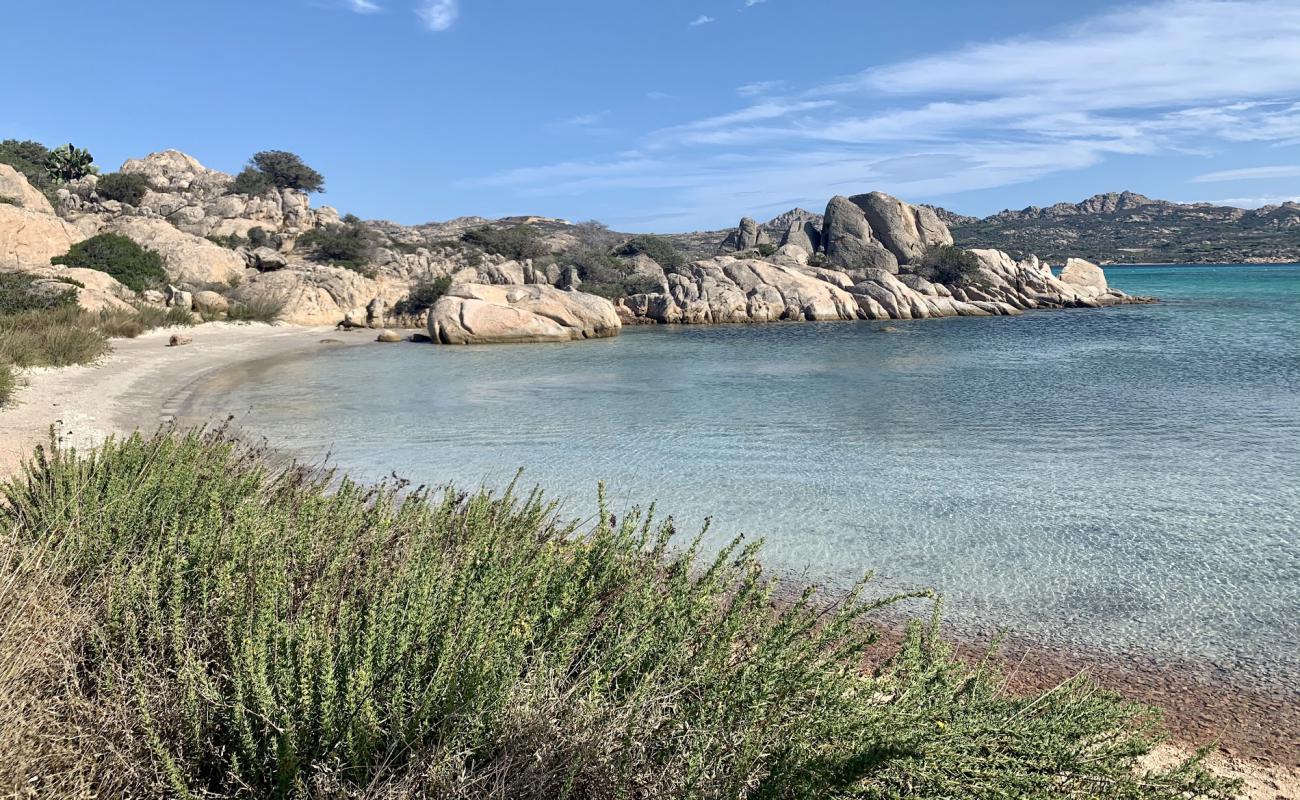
left=0, top=323, right=362, bottom=475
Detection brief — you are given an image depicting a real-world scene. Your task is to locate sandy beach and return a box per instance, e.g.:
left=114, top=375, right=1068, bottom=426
left=1, top=322, right=1296, bottom=799
left=0, top=323, right=367, bottom=477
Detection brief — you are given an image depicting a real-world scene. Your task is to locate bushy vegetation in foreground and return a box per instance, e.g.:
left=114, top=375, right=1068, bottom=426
left=0, top=431, right=1233, bottom=799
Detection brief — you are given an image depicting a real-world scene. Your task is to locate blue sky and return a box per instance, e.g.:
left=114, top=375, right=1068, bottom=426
left=3, top=0, right=1299, bottom=230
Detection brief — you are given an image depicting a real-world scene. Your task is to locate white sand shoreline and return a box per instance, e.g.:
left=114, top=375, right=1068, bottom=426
left=0, top=323, right=371, bottom=476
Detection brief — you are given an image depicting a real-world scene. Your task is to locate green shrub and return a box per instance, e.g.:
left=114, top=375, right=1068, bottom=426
left=0, top=139, right=53, bottom=190
left=914, top=245, right=984, bottom=287
left=462, top=224, right=550, bottom=261
left=0, top=195, right=18, bottom=206
left=392, top=275, right=452, bottom=316
left=95, top=172, right=151, bottom=205
left=0, top=430, right=1234, bottom=799
left=51, top=233, right=167, bottom=293
left=231, top=166, right=274, bottom=196
left=297, top=223, right=374, bottom=271
left=0, top=273, right=77, bottom=316
left=755, top=242, right=778, bottom=258
left=236, top=150, right=325, bottom=193
left=226, top=293, right=286, bottom=324
left=44, top=143, right=96, bottom=183
left=563, top=247, right=661, bottom=300
left=0, top=362, right=13, bottom=405
left=614, top=235, right=686, bottom=271
left=205, top=233, right=244, bottom=249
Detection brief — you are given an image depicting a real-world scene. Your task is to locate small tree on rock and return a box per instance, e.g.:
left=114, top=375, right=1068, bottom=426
left=249, top=151, right=325, bottom=193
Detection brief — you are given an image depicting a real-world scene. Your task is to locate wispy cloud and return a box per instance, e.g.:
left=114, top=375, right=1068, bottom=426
left=736, top=80, right=785, bottom=97
left=1190, top=194, right=1300, bottom=207
left=1192, top=165, right=1300, bottom=182
left=347, top=0, right=383, bottom=13
left=689, top=15, right=715, bottom=26
left=467, top=0, right=1300, bottom=228
left=417, top=0, right=458, bottom=31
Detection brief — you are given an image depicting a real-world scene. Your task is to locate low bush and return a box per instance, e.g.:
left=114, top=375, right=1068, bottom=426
left=392, top=275, right=452, bottom=316
left=94, top=171, right=152, bottom=205
left=0, top=306, right=111, bottom=368
left=0, top=430, right=1235, bottom=800
left=96, top=304, right=195, bottom=338
left=571, top=219, right=620, bottom=250
left=298, top=223, right=375, bottom=271
left=51, top=233, right=167, bottom=293
left=462, top=224, right=550, bottom=261
left=613, top=235, right=686, bottom=271
left=914, top=245, right=984, bottom=287
left=226, top=292, right=286, bottom=324
left=0, top=139, right=53, bottom=190
left=0, top=273, right=77, bottom=316
left=563, top=247, right=661, bottom=300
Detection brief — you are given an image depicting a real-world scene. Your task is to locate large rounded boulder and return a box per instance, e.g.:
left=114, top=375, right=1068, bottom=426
left=428, top=283, right=621, bottom=344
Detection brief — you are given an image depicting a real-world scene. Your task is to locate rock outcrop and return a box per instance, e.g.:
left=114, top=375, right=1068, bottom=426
left=820, top=196, right=899, bottom=272
left=719, top=217, right=769, bottom=252
left=0, top=205, right=85, bottom=271
left=231, top=263, right=407, bottom=327
left=779, top=219, right=821, bottom=254
left=0, top=168, right=86, bottom=271
left=0, top=164, right=54, bottom=213
left=1059, top=257, right=1108, bottom=297
left=616, top=257, right=861, bottom=324
left=849, top=192, right=952, bottom=265
left=429, top=284, right=621, bottom=344
left=102, top=217, right=245, bottom=286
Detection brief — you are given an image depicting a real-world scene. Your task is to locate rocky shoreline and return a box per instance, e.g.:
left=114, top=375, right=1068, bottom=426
left=1, top=149, right=1152, bottom=347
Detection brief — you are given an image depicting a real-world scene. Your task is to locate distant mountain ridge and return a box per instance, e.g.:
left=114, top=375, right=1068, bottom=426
left=929, top=192, right=1300, bottom=264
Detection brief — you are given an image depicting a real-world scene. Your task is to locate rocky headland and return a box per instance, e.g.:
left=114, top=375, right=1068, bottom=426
left=1, top=148, right=1148, bottom=347
left=934, top=191, right=1300, bottom=264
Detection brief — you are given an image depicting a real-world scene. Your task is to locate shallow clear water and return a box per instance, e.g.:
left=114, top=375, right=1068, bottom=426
left=186, top=265, right=1300, bottom=681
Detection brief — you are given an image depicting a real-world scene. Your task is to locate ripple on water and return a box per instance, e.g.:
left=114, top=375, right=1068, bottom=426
left=183, top=265, right=1300, bottom=685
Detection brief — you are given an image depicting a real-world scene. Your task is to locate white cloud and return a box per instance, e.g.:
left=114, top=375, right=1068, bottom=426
left=736, top=80, right=785, bottom=97
left=560, top=111, right=609, bottom=127
left=743, top=0, right=766, bottom=6
left=347, top=0, right=382, bottom=13
left=689, top=15, right=715, bottom=26
left=417, top=0, right=458, bottom=31
left=464, top=0, right=1300, bottom=228
left=1192, top=165, right=1300, bottom=182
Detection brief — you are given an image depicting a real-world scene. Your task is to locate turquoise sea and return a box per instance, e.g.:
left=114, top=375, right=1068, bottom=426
left=185, top=264, right=1300, bottom=685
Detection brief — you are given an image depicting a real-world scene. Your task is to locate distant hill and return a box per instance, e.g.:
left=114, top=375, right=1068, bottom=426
left=935, top=191, right=1300, bottom=264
